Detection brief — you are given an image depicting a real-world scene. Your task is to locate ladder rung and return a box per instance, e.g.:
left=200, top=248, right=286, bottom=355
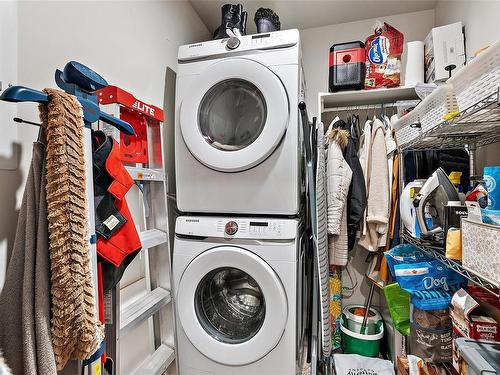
left=132, top=344, right=175, bottom=375
left=120, top=287, right=171, bottom=336
left=126, top=166, right=165, bottom=181
left=139, top=229, right=167, bottom=249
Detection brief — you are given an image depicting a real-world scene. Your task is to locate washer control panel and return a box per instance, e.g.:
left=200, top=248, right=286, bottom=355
left=176, top=216, right=297, bottom=240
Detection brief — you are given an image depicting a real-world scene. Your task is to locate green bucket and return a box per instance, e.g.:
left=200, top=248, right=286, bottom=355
left=340, top=314, right=384, bottom=357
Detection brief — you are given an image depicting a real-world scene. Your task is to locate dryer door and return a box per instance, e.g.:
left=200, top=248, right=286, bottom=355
left=177, top=246, right=288, bottom=365
left=179, top=58, right=289, bottom=172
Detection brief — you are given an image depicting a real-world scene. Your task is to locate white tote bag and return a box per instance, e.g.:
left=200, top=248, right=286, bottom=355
left=334, top=354, right=395, bottom=375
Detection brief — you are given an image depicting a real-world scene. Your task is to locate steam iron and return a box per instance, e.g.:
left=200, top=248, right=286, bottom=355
left=413, top=168, right=460, bottom=240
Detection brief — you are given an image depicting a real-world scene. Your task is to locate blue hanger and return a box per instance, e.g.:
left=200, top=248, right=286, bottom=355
left=0, top=61, right=135, bottom=135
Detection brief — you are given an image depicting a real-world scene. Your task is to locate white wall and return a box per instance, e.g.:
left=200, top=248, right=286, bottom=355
left=0, top=0, right=19, bottom=291
left=435, top=0, right=500, bottom=168
left=0, top=0, right=210, bottom=343
left=435, top=0, right=500, bottom=61
left=301, top=9, right=436, bottom=117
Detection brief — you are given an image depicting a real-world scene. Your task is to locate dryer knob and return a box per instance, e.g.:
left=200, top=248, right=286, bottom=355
left=225, top=221, right=239, bottom=235
left=227, top=36, right=240, bottom=50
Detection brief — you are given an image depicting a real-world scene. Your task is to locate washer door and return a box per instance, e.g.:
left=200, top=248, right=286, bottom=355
left=180, top=58, right=289, bottom=172
left=177, top=246, right=288, bottom=365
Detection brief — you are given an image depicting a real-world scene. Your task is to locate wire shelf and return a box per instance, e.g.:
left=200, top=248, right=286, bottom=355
left=401, top=88, right=500, bottom=150
left=402, top=233, right=499, bottom=296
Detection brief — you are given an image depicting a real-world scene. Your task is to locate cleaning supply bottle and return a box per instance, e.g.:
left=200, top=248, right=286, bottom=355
left=424, top=204, right=433, bottom=231
left=449, top=171, right=466, bottom=203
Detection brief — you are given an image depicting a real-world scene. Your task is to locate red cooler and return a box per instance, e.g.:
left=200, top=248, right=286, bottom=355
left=329, top=41, right=365, bottom=92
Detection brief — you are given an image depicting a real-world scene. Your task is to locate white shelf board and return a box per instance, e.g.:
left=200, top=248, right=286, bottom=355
left=319, top=86, right=419, bottom=112
left=132, top=344, right=175, bottom=375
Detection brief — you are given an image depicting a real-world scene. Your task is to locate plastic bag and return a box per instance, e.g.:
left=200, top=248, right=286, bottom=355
left=411, top=288, right=456, bottom=311
left=410, top=323, right=452, bottom=363
left=411, top=305, right=451, bottom=329
left=334, top=354, right=395, bottom=375
left=394, top=260, right=467, bottom=294
left=383, top=283, right=410, bottom=336
left=365, top=21, right=404, bottom=89
left=384, top=244, right=432, bottom=278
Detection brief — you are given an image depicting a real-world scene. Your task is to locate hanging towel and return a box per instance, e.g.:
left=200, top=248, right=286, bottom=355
left=358, top=118, right=389, bottom=252
left=39, top=89, right=104, bottom=370
left=0, top=136, right=58, bottom=375
left=325, top=125, right=352, bottom=266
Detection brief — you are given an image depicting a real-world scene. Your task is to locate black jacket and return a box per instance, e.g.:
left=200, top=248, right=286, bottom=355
left=335, top=119, right=367, bottom=250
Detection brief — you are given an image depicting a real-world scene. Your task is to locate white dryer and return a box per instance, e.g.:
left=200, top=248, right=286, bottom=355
left=173, top=216, right=308, bottom=375
left=175, top=29, right=304, bottom=215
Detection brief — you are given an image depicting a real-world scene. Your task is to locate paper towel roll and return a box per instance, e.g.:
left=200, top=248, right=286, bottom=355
left=405, top=41, right=424, bottom=87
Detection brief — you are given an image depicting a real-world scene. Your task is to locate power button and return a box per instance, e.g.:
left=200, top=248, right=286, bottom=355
left=225, top=221, right=238, bottom=235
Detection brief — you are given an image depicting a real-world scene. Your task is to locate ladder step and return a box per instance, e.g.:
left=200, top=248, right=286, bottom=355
left=132, top=344, right=175, bottom=375
left=120, top=287, right=171, bottom=336
left=139, top=229, right=168, bottom=249
left=126, top=166, right=165, bottom=181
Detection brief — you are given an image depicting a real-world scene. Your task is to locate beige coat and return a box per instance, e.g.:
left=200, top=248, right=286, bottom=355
left=359, top=118, right=390, bottom=252
left=326, top=125, right=353, bottom=266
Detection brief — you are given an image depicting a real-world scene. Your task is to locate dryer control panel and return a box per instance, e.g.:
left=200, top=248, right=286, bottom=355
left=178, top=29, right=299, bottom=62
left=175, top=216, right=298, bottom=240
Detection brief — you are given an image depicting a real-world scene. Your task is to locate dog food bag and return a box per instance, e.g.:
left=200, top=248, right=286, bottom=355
left=410, top=322, right=453, bottom=363
left=365, top=21, right=404, bottom=89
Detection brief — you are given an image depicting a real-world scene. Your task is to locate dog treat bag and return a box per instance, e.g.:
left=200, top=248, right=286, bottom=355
left=365, top=21, right=404, bottom=89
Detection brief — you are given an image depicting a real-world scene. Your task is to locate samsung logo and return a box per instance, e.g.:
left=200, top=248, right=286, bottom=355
left=189, top=43, right=202, bottom=48
left=185, top=219, right=199, bottom=223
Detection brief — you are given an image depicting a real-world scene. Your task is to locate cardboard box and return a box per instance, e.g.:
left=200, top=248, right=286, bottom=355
left=450, top=287, right=500, bottom=371
left=424, top=22, right=466, bottom=82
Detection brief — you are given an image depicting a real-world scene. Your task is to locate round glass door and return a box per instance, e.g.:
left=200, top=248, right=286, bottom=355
left=198, top=79, right=267, bottom=151
left=195, top=267, right=265, bottom=343
left=180, top=58, right=289, bottom=172
left=177, top=246, right=288, bottom=365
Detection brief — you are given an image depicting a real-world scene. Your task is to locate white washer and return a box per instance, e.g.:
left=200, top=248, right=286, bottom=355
left=173, top=216, right=308, bottom=375
left=175, top=29, right=304, bottom=215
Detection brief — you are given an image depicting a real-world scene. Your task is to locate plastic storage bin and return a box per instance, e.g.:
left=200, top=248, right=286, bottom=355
left=461, top=218, right=500, bottom=286
left=329, top=41, right=365, bottom=92
left=455, top=338, right=500, bottom=375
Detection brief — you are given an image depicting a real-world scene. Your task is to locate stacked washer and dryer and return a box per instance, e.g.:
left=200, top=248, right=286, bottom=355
left=173, top=29, right=307, bottom=375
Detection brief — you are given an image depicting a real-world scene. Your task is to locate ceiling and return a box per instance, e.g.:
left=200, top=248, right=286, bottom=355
left=189, top=0, right=437, bottom=35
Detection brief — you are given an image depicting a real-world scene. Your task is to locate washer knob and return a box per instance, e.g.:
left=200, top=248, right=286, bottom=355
left=225, top=221, right=238, bottom=235
left=227, top=36, right=240, bottom=50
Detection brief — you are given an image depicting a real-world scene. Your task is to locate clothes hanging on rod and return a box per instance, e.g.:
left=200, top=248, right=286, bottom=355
left=325, top=120, right=352, bottom=266
left=358, top=118, right=390, bottom=252
left=339, top=118, right=366, bottom=251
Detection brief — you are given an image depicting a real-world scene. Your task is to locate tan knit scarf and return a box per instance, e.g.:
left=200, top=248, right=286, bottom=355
left=39, top=89, right=104, bottom=370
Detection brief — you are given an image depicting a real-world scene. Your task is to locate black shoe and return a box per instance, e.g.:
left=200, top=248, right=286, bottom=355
left=254, top=7, right=281, bottom=34
left=213, top=3, right=247, bottom=39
